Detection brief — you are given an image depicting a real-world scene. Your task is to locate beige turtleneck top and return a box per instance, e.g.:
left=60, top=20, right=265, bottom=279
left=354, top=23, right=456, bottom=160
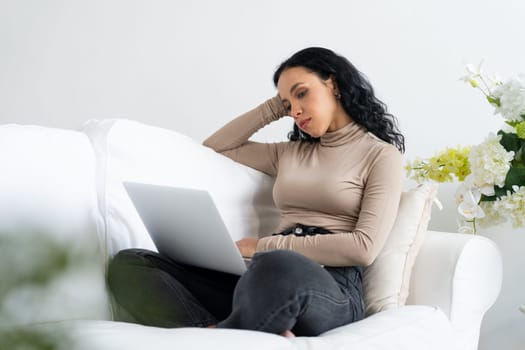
left=203, top=97, right=403, bottom=267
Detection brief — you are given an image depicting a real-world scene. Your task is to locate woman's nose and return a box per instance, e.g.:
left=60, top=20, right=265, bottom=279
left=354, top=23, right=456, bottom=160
left=291, top=104, right=302, bottom=118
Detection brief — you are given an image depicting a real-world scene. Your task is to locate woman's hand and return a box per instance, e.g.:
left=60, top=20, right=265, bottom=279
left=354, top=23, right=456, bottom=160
left=236, top=238, right=259, bottom=258
left=272, top=94, right=289, bottom=119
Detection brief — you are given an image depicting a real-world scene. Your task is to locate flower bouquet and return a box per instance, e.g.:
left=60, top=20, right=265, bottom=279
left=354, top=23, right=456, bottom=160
left=406, top=63, right=525, bottom=233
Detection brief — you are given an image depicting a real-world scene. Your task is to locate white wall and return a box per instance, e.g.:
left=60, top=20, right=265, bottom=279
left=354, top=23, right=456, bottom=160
left=1, top=0, right=524, bottom=347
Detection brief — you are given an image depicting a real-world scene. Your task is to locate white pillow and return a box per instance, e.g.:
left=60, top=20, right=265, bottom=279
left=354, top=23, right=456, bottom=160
left=81, top=119, right=280, bottom=258
left=363, top=183, right=438, bottom=316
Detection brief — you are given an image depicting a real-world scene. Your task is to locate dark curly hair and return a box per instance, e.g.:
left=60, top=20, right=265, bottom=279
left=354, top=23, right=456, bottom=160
left=273, top=47, right=405, bottom=153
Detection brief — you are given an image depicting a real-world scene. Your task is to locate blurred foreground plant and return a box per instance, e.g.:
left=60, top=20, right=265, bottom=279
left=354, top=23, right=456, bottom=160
left=0, top=231, right=106, bottom=350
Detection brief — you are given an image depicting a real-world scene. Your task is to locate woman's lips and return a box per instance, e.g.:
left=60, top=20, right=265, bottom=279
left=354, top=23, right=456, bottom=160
left=299, top=118, right=311, bottom=129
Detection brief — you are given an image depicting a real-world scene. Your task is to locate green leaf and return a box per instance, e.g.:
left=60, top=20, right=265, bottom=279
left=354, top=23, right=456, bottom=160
left=498, top=130, right=521, bottom=153
left=487, top=95, right=501, bottom=106
left=504, top=165, right=525, bottom=188
left=520, top=144, right=525, bottom=163
left=505, top=120, right=520, bottom=128
left=481, top=186, right=509, bottom=201
left=481, top=194, right=496, bottom=202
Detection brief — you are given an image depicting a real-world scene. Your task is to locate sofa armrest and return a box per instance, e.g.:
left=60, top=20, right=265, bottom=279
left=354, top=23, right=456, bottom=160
left=407, top=230, right=502, bottom=349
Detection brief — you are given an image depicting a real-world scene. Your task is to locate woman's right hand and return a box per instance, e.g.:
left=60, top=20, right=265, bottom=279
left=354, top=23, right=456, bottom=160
left=235, top=238, right=259, bottom=258
left=270, top=94, right=289, bottom=119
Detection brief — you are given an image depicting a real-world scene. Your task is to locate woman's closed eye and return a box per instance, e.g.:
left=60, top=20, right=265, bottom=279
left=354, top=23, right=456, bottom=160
left=297, top=90, right=307, bottom=99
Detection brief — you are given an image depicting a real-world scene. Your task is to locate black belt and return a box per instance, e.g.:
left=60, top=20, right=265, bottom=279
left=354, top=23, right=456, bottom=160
left=272, top=223, right=332, bottom=237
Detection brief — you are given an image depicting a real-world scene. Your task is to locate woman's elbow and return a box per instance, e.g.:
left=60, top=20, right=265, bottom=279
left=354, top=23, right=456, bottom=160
left=340, top=246, right=378, bottom=267
left=202, top=139, right=224, bottom=154
left=346, top=233, right=381, bottom=266
left=202, top=138, right=214, bottom=149
left=354, top=250, right=377, bottom=267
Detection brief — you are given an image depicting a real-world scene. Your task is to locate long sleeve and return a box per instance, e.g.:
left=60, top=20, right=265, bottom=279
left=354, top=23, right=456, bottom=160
left=256, top=145, right=404, bottom=267
left=202, top=96, right=288, bottom=177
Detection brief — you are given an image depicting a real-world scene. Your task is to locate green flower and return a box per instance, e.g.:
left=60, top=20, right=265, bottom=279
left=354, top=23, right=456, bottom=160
left=406, top=146, right=471, bottom=184
left=515, top=121, right=525, bottom=139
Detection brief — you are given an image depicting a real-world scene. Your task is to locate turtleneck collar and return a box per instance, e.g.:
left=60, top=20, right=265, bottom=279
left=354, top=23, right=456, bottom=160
left=320, top=121, right=366, bottom=147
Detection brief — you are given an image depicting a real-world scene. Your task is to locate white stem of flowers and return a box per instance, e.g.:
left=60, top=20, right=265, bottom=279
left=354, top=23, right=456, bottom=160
left=478, top=75, right=494, bottom=96
left=466, top=218, right=477, bottom=234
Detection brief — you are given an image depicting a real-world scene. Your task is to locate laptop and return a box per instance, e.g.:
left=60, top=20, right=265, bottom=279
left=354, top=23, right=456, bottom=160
left=123, top=182, right=249, bottom=275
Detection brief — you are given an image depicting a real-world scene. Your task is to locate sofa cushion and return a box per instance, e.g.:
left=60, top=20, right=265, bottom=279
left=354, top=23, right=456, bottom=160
left=81, top=119, right=280, bottom=258
left=294, top=305, right=453, bottom=349
left=363, top=183, right=438, bottom=316
left=55, top=305, right=452, bottom=350
left=0, top=124, right=110, bottom=325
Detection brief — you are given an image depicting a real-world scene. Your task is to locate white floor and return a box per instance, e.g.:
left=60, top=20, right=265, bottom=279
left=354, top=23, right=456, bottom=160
left=479, top=321, right=525, bottom=350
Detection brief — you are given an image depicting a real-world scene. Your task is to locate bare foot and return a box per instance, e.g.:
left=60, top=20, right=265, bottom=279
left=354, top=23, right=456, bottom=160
left=207, top=324, right=216, bottom=328
left=280, top=330, right=295, bottom=338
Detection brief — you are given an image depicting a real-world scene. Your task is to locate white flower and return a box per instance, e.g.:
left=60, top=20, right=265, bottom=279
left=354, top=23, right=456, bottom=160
left=454, top=64, right=525, bottom=230
left=455, top=181, right=477, bottom=204
left=463, top=174, right=495, bottom=196
left=468, top=133, right=514, bottom=189
left=461, top=62, right=484, bottom=88
left=455, top=183, right=485, bottom=220
left=492, top=186, right=525, bottom=227
left=499, top=122, right=517, bottom=134
left=477, top=201, right=506, bottom=228
left=405, top=157, right=428, bottom=184
left=486, top=72, right=503, bottom=87
left=492, top=74, right=525, bottom=121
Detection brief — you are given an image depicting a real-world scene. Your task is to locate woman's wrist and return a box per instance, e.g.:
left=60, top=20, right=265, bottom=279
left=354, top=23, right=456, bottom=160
left=267, top=95, right=288, bottom=120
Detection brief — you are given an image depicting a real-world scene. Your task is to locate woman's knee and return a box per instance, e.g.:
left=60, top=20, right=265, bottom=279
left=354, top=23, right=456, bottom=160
left=110, top=248, right=149, bottom=267
left=107, top=249, right=154, bottom=287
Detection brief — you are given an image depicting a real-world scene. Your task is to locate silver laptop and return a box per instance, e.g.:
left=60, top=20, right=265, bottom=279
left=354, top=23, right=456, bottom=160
left=123, top=182, right=249, bottom=275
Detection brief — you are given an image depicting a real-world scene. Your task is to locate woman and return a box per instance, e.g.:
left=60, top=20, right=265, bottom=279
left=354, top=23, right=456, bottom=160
left=107, top=47, right=404, bottom=337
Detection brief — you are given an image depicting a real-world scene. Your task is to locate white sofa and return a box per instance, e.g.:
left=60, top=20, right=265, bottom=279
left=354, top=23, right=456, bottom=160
left=0, top=119, right=502, bottom=350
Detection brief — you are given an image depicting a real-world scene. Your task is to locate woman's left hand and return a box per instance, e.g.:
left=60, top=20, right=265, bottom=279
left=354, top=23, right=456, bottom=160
left=236, top=238, right=259, bottom=258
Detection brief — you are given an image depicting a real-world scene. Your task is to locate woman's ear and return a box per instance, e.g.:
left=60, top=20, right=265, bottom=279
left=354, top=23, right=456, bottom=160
left=329, top=75, right=341, bottom=98
left=327, top=75, right=339, bottom=95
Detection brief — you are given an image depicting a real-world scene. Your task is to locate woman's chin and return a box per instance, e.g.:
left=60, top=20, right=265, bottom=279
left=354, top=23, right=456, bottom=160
left=298, top=125, right=322, bottom=138
left=306, top=130, right=321, bottom=138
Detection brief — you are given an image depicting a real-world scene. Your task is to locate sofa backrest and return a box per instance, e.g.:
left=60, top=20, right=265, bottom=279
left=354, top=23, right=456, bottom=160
left=0, top=119, right=437, bottom=325
left=81, top=118, right=281, bottom=258
left=0, top=124, right=111, bottom=325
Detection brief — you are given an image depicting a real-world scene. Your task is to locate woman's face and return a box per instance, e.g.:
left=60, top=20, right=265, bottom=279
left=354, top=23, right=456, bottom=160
left=277, top=66, right=351, bottom=138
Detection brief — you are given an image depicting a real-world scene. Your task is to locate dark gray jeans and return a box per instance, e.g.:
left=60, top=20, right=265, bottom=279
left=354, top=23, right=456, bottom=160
left=107, top=249, right=364, bottom=336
